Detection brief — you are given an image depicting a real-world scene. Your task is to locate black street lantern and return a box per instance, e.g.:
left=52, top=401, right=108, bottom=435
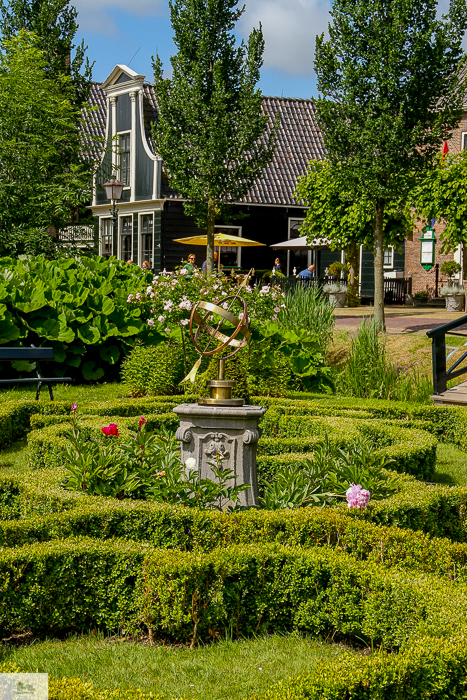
left=103, top=175, right=124, bottom=202
left=103, top=174, right=124, bottom=258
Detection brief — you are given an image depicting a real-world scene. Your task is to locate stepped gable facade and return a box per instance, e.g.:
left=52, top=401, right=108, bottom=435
left=86, top=64, right=326, bottom=275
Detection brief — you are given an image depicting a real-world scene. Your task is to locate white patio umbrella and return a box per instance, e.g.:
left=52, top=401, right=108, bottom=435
left=271, top=235, right=331, bottom=250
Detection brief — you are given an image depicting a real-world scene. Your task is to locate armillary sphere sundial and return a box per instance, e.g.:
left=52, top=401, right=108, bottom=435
left=182, top=273, right=252, bottom=407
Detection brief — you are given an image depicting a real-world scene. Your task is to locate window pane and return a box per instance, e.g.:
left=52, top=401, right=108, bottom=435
left=384, top=248, right=392, bottom=266
left=121, top=216, right=132, bottom=262
left=120, top=134, right=130, bottom=186
left=101, top=219, right=112, bottom=257
left=141, top=215, right=153, bottom=266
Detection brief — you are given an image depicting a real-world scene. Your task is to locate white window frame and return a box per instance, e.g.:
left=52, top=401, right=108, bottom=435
left=118, top=213, right=133, bottom=261
left=138, top=211, right=154, bottom=267
left=99, top=217, right=113, bottom=257
left=383, top=246, right=394, bottom=269
left=213, top=225, right=242, bottom=267
left=117, top=130, right=131, bottom=189
left=462, top=132, right=467, bottom=151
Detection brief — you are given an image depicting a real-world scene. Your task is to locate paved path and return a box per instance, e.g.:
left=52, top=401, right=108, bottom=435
left=334, top=307, right=467, bottom=334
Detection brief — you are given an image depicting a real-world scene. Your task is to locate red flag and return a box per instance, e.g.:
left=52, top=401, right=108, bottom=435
left=442, top=140, right=449, bottom=158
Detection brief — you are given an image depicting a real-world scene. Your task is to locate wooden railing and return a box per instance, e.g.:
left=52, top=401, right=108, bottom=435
left=426, top=315, right=467, bottom=394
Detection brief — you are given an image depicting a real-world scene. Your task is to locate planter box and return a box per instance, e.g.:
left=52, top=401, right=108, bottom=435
left=327, top=291, right=346, bottom=309
left=445, top=294, right=465, bottom=312
left=413, top=298, right=428, bottom=307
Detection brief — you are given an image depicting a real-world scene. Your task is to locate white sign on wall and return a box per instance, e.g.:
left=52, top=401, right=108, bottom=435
left=0, top=674, right=48, bottom=699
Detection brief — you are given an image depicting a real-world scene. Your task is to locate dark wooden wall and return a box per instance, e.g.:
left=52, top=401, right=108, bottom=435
left=160, top=201, right=307, bottom=273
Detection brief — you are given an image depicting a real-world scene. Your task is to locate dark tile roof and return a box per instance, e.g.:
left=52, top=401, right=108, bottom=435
left=83, top=83, right=326, bottom=206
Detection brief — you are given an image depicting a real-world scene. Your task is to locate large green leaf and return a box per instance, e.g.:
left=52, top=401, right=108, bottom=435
left=100, top=344, right=120, bottom=365
left=82, top=361, right=105, bottom=381
left=77, top=323, right=101, bottom=345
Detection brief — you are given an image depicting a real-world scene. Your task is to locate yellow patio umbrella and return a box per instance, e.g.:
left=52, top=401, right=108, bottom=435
left=174, top=232, right=265, bottom=272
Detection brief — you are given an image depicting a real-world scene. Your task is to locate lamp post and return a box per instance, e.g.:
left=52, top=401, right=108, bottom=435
left=103, top=175, right=124, bottom=258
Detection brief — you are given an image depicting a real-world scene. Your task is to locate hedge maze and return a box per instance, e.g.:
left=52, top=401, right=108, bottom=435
left=3, top=394, right=467, bottom=698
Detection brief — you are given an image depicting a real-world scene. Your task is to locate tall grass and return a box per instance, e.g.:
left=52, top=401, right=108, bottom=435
left=335, top=318, right=432, bottom=402
left=279, top=284, right=335, bottom=350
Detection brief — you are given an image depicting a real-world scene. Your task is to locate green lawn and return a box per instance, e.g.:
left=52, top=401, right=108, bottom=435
left=2, top=633, right=349, bottom=700
left=0, top=382, right=126, bottom=404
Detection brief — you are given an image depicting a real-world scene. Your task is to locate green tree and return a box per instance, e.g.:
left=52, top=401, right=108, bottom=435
left=314, top=0, right=467, bottom=328
left=152, top=0, right=277, bottom=275
left=0, top=0, right=92, bottom=105
left=295, top=160, right=411, bottom=303
left=412, top=151, right=467, bottom=278
left=0, top=31, right=94, bottom=256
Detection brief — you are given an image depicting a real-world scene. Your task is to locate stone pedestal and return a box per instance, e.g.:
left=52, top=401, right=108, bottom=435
left=173, top=403, right=266, bottom=507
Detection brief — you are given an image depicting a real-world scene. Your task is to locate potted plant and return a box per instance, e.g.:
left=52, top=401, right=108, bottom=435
left=323, top=261, right=348, bottom=308
left=440, top=261, right=464, bottom=312
left=413, top=290, right=429, bottom=307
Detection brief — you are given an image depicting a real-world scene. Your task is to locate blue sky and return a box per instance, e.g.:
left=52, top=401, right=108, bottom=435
left=74, top=0, right=332, bottom=99
left=74, top=0, right=460, bottom=99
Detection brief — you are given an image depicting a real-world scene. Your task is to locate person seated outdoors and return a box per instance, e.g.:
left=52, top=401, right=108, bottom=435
left=182, top=253, right=196, bottom=278
left=296, top=264, right=315, bottom=282
left=202, top=251, right=219, bottom=273
left=273, top=257, right=282, bottom=272
left=141, top=260, right=152, bottom=272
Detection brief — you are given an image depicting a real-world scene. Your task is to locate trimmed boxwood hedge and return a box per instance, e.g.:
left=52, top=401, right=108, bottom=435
left=26, top=411, right=438, bottom=480
left=0, top=539, right=466, bottom=645
left=2, top=467, right=467, bottom=572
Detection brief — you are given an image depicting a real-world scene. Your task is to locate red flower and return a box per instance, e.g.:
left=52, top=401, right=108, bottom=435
left=102, top=423, right=119, bottom=437
left=139, top=415, right=147, bottom=428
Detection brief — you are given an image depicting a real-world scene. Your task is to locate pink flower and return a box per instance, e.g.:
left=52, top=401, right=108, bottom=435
left=147, top=319, right=155, bottom=326
left=274, top=307, right=280, bottom=313
left=139, top=415, right=147, bottom=428
left=346, top=484, right=370, bottom=509
left=158, top=315, right=165, bottom=323
left=102, top=423, right=119, bottom=437
left=71, top=403, right=77, bottom=412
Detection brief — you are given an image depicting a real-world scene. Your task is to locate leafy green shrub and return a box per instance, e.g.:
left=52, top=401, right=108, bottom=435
left=120, top=341, right=185, bottom=396
left=63, top=418, right=248, bottom=509
left=278, top=284, right=335, bottom=350
left=0, top=256, right=155, bottom=381
left=335, top=319, right=432, bottom=402
left=259, top=437, right=396, bottom=510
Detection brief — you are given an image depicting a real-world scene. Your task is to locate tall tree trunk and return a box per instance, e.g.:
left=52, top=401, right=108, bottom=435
left=373, top=200, right=385, bottom=331
left=206, top=199, right=215, bottom=276
left=346, top=240, right=360, bottom=306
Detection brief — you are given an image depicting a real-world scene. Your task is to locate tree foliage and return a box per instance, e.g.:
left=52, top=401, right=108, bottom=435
left=295, top=160, right=412, bottom=299
left=314, top=0, right=467, bottom=327
left=0, top=0, right=93, bottom=105
left=152, top=0, right=277, bottom=274
left=412, top=151, right=467, bottom=253
left=0, top=32, right=94, bottom=256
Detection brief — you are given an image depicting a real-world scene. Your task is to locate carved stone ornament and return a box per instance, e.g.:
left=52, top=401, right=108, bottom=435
left=204, top=432, right=231, bottom=460
left=175, top=426, right=193, bottom=443
left=243, top=429, right=260, bottom=444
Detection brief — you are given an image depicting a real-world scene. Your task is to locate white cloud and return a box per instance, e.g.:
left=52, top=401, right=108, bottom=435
left=239, top=0, right=331, bottom=76
left=74, top=0, right=165, bottom=36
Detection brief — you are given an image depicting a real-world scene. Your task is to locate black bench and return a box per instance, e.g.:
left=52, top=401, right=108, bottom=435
left=0, top=346, right=72, bottom=400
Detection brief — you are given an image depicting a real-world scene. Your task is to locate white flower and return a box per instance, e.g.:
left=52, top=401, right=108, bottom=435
left=223, top=302, right=229, bottom=309
left=180, top=268, right=189, bottom=275
left=146, top=286, right=153, bottom=294
left=147, top=319, right=155, bottom=326
left=185, top=457, right=197, bottom=471
left=165, top=327, right=171, bottom=333
left=127, top=294, right=134, bottom=302
left=157, top=315, right=165, bottom=323
left=221, top=291, right=227, bottom=296
left=135, top=293, right=142, bottom=300
left=274, top=307, right=280, bottom=313
left=179, top=300, right=192, bottom=311
left=272, top=314, right=277, bottom=321
left=180, top=318, right=189, bottom=326
left=213, top=284, right=219, bottom=290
